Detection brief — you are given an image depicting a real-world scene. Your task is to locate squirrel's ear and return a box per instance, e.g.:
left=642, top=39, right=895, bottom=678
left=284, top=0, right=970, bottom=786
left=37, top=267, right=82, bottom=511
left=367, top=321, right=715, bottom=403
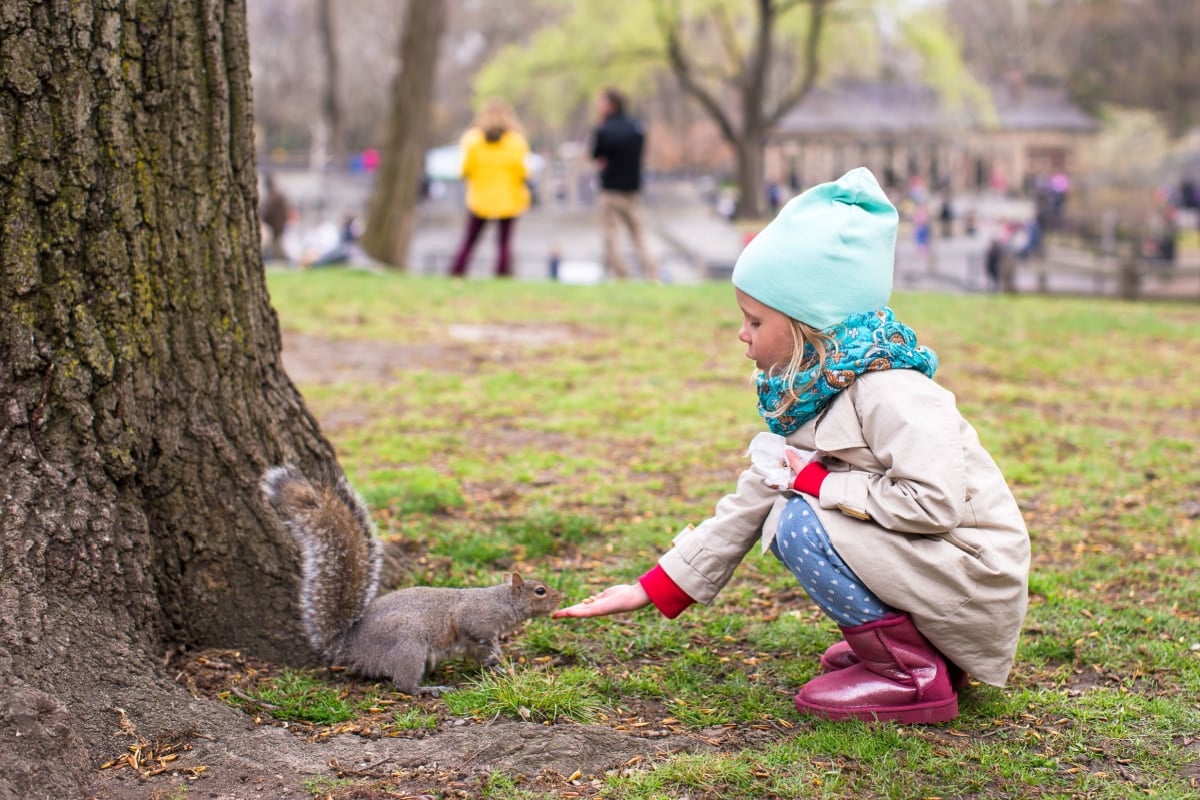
left=505, top=573, right=523, bottom=588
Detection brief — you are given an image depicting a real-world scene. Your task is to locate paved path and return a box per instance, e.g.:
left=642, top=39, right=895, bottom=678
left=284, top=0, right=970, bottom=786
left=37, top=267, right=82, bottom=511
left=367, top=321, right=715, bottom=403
left=407, top=181, right=745, bottom=284
left=265, top=167, right=1198, bottom=300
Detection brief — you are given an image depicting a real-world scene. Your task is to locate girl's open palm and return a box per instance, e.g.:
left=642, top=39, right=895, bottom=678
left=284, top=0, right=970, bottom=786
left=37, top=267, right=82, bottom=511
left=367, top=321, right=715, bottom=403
left=553, top=583, right=650, bottom=618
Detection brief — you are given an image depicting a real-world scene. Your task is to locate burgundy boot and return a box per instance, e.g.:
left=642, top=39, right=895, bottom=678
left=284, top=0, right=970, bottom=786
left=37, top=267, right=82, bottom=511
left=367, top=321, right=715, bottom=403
left=819, top=640, right=857, bottom=672
left=820, top=639, right=970, bottom=690
left=796, top=614, right=959, bottom=724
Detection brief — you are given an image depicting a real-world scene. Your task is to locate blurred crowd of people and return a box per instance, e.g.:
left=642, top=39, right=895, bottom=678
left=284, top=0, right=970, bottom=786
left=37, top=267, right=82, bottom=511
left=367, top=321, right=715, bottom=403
left=257, top=86, right=660, bottom=282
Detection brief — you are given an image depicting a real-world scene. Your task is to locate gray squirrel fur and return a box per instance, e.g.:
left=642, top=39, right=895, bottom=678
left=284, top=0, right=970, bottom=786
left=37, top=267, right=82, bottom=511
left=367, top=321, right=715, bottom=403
left=260, top=465, right=562, bottom=695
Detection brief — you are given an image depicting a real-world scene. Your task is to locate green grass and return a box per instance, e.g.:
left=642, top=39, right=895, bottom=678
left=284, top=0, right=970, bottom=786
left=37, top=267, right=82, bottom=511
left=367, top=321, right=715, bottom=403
left=392, top=707, right=440, bottom=731
left=265, top=269, right=1200, bottom=798
left=443, top=664, right=606, bottom=724
left=301, top=776, right=356, bottom=796
left=229, top=669, right=357, bottom=725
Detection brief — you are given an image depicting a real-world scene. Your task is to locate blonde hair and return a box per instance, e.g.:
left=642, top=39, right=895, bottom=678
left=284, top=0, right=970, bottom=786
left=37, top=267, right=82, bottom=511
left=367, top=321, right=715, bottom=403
left=474, top=97, right=523, bottom=136
left=760, top=318, right=837, bottom=421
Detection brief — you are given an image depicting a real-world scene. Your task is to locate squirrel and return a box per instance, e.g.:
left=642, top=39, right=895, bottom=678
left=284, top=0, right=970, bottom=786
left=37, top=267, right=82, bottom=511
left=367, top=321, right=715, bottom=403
left=260, top=465, right=563, bottom=696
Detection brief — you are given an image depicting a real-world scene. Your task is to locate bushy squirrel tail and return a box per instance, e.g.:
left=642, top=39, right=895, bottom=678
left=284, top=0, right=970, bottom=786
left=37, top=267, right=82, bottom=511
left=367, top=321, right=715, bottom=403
left=260, top=465, right=382, bottom=660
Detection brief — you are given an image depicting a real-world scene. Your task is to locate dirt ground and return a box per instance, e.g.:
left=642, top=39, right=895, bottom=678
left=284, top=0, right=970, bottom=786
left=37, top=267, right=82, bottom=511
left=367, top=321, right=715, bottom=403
left=83, top=646, right=738, bottom=800
left=82, top=331, right=720, bottom=800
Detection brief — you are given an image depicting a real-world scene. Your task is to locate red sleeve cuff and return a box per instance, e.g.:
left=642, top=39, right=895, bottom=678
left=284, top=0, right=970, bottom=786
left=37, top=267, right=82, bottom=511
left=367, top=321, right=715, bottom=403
left=638, top=564, right=694, bottom=619
left=792, top=462, right=829, bottom=497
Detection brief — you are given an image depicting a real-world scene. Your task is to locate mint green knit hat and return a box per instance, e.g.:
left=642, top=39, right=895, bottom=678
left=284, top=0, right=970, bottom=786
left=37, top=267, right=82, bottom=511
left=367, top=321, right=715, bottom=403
left=732, top=167, right=898, bottom=330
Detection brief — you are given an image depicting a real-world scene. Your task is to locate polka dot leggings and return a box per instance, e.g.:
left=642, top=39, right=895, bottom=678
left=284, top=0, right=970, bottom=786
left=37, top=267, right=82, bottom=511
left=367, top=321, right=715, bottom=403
left=770, top=495, right=892, bottom=627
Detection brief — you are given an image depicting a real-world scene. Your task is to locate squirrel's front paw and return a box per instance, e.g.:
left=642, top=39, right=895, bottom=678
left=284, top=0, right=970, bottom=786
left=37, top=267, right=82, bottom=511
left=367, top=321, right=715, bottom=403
left=413, top=684, right=453, bottom=698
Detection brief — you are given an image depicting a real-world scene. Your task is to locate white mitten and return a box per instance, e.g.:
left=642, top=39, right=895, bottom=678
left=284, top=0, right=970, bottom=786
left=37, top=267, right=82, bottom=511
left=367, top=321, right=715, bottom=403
left=746, top=432, right=815, bottom=491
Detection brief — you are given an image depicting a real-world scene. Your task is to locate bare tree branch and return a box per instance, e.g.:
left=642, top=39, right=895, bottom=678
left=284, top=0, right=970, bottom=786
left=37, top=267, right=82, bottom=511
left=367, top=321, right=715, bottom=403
left=746, top=0, right=773, bottom=114
left=766, top=0, right=829, bottom=126
left=647, top=0, right=835, bottom=218
left=711, top=5, right=746, bottom=80
left=652, top=0, right=740, bottom=146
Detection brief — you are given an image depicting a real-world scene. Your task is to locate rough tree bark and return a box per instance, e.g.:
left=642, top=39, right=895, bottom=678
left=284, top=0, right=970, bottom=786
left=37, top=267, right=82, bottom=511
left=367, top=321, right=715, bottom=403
left=361, top=0, right=447, bottom=269
left=0, top=1, right=337, bottom=795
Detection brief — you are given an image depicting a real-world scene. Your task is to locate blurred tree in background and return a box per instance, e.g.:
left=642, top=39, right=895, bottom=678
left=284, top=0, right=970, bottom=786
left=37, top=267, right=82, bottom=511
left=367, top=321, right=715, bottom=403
left=361, top=0, right=447, bottom=267
left=247, top=0, right=1200, bottom=157
left=947, top=0, right=1199, bottom=139
left=475, top=0, right=976, bottom=219
left=244, top=0, right=1200, bottom=224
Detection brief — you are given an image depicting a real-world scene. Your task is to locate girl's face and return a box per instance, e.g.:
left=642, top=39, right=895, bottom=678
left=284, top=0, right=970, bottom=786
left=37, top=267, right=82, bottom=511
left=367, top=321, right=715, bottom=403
left=735, top=289, right=796, bottom=372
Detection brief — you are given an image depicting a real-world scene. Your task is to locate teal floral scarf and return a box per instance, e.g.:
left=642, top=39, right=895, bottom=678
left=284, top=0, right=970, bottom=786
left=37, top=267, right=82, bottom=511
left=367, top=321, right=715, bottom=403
left=756, top=307, right=938, bottom=435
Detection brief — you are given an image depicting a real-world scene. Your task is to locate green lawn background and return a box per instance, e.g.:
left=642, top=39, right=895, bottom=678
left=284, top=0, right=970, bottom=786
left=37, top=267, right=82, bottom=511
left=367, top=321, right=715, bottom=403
left=264, top=270, right=1200, bottom=799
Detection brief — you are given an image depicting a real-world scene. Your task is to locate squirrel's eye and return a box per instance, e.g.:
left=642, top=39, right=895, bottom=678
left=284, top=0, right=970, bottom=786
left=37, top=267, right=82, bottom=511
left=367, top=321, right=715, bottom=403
left=535, top=587, right=546, bottom=596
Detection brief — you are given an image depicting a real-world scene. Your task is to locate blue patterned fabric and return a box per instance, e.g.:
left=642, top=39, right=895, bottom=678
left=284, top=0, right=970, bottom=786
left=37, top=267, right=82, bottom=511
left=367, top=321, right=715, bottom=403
left=755, top=307, right=938, bottom=436
left=770, top=495, right=892, bottom=626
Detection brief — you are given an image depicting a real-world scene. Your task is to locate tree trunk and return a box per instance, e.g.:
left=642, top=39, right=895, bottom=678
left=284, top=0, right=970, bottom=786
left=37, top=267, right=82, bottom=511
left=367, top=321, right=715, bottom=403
left=734, top=0, right=773, bottom=221
left=735, top=131, right=768, bottom=221
left=316, top=0, right=344, bottom=163
left=0, top=1, right=337, bottom=793
left=657, top=0, right=794, bottom=222
left=361, top=0, right=447, bottom=269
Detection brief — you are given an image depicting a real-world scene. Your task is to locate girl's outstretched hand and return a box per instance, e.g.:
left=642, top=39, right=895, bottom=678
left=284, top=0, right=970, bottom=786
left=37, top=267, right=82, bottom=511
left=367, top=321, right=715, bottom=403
left=553, top=582, right=650, bottom=618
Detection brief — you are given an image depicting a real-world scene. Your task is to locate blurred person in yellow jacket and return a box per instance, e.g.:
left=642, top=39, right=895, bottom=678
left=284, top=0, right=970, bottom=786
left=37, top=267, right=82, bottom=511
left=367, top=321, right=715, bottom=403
left=449, top=98, right=531, bottom=278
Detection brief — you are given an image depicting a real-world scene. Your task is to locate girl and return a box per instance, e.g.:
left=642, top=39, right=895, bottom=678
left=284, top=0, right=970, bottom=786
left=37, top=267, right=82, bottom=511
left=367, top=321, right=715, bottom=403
left=449, top=98, right=531, bottom=278
left=555, top=168, right=1030, bottom=724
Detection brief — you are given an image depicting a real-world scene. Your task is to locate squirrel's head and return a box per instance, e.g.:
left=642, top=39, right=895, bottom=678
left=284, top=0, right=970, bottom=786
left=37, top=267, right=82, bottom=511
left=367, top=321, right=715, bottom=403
left=504, top=572, right=563, bottom=616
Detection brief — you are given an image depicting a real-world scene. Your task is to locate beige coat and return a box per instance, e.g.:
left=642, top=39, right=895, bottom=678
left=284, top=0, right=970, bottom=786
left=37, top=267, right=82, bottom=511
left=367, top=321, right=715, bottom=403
left=658, top=369, right=1030, bottom=686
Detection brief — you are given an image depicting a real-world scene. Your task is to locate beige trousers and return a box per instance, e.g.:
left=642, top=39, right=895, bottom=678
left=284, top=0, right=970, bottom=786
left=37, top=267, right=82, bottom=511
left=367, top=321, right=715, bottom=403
left=600, top=190, right=659, bottom=280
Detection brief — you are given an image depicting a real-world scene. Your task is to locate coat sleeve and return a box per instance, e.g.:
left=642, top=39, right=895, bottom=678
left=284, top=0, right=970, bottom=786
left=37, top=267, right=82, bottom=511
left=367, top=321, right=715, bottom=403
left=815, top=371, right=969, bottom=534
left=657, top=461, right=780, bottom=605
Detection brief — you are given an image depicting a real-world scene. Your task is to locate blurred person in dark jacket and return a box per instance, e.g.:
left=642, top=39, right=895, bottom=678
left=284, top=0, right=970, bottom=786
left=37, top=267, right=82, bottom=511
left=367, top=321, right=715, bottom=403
left=591, top=88, right=659, bottom=281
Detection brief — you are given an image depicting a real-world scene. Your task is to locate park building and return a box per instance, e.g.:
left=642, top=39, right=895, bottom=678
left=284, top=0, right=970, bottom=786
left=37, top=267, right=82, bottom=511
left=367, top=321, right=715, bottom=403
left=766, top=72, right=1099, bottom=200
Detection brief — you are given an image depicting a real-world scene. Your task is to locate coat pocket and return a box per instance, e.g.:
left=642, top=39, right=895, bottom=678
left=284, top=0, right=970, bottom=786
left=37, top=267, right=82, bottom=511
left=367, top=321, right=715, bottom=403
left=940, top=530, right=982, bottom=560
